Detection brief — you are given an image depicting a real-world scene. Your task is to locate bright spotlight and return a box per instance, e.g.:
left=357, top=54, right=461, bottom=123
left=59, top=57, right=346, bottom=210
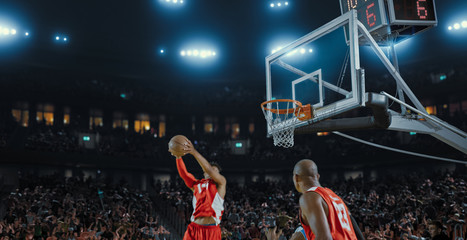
left=180, top=0, right=183, bottom=3
left=309, top=48, right=313, bottom=53
left=160, top=49, right=164, bottom=53
left=454, top=23, right=460, bottom=30
left=11, top=29, right=16, bottom=35
left=173, top=0, right=177, bottom=3
left=25, top=32, right=29, bottom=36
left=181, top=48, right=217, bottom=59
left=278, top=3, right=281, bottom=7
left=63, top=37, right=67, bottom=41
left=56, top=36, right=60, bottom=40
left=300, top=48, right=305, bottom=54
left=3, top=28, right=10, bottom=35
left=285, top=2, right=288, bottom=5
left=270, top=3, right=275, bottom=7
left=462, top=21, right=467, bottom=28
left=448, top=26, right=453, bottom=30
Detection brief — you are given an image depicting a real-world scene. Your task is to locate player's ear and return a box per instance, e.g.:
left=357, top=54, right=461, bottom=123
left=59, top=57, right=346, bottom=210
left=293, top=173, right=299, bottom=182
left=317, top=173, right=320, bottom=180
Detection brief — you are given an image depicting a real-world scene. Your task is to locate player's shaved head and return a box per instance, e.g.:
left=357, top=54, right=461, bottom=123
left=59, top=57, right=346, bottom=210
left=293, top=159, right=319, bottom=177
left=293, top=159, right=321, bottom=192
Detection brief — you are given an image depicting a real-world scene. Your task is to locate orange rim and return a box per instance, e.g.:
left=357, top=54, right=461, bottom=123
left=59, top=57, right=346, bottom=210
left=261, top=99, right=302, bottom=114
left=261, top=99, right=312, bottom=121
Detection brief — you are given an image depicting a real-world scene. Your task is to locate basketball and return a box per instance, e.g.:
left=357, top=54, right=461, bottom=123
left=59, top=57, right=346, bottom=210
left=168, top=135, right=190, bottom=157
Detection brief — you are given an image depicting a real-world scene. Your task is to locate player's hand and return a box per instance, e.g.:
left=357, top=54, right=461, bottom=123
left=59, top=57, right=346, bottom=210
left=183, top=139, right=195, bottom=155
left=265, top=226, right=282, bottom=240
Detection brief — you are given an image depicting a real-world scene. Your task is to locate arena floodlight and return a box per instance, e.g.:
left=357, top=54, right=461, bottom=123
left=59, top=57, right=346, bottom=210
left=180, top=48, right=217, bottom=59
left=160, top=49, right=164, bottom=53
left=448, top=26, right=453, bottom=31
left=300, top=48, right=305, bottom=54
left=270, top=3, right=275, bottom=8
left=278, top=3, right=281, bottom=7
left=285, top=2, right=288, bottom=5
left=63, top=37, right=67, bottom=41
left=3, top=28, right=9, bottom=35
left=55, top=36, right=60, bottom=40
left=462, top=21, right=467, bottom=28
left=11, top=29, right=16, bottom=35
left=454, top=23, right=460, bottom=30
left=25, top=32, right=29, bottom=36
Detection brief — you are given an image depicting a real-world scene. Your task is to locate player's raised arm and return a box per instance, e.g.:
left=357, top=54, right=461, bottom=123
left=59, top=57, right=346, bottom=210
left=175, top=157, right=197, bottom=190
left=184, top=140, right=227, bottom=187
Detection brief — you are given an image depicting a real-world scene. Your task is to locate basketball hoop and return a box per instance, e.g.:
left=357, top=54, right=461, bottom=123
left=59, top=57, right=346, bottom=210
left=261, top=99, right=312, bottom=148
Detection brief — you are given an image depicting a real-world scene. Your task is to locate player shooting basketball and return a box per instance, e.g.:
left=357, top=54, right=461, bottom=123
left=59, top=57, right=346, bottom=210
left=266, top=159, right=363, bottom=240
left=168, top=135, right=227, bottom=240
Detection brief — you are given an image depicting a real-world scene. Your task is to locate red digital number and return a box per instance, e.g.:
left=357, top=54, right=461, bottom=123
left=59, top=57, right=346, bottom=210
left=366, top=3, right=376, bottom=27
left=417, top=0, right=428, bottom=20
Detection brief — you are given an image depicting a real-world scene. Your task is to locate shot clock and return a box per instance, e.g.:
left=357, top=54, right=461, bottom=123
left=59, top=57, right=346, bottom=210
left=388, top=0, right=437, bottom=24
left=340, top=0, right=388, bottom=33
left=339, top=0, right=437, bottom=44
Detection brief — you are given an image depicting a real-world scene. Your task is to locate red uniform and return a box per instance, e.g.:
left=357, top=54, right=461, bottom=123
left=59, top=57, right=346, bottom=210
left=176, top=158, right=224, bottom=240
left=299, top=187, right=357, bottom=240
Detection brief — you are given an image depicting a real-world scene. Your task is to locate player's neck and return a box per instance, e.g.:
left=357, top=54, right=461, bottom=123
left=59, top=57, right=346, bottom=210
left=301, top=180, right=321, bottom=192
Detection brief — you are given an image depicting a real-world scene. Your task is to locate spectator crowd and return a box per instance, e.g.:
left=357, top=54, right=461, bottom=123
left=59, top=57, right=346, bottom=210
left=157, top=170, right=466, bottom=240
left=1, top=174, right=171, bottom=240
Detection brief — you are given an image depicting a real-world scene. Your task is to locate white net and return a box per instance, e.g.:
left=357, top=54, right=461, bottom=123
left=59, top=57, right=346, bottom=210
left=261, top=100, right=301, bottom=148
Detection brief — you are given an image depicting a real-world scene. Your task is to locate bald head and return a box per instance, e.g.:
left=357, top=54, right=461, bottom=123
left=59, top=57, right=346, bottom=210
left=293, top=159, right=319, bottom=177
left=293, top=159, right=321, bottom=192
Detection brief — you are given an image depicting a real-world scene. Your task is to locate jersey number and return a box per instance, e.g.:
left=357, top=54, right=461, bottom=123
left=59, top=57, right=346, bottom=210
left=332, top=201, right=351, bottom=231
left=197, top=182, right=209, bottom=193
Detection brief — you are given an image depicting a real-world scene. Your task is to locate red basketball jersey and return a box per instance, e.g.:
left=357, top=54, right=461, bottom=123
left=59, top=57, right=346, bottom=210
left=299, top=187, right=357, bottom=240
left=190, top=178, right=224, bottom=225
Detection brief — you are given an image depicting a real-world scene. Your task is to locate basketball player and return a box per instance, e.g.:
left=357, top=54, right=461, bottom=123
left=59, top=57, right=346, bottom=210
left=266, top=159, right=362, bottom=240
left=171, top=139, right=226, bottom=240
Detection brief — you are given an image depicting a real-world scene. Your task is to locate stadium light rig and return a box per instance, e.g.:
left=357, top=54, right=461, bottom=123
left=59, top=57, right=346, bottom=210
left=180, top=49, right=217, bottom=59
left=55, top=34, right=69, bottom=43
left=160, top=0, right=184, bottom=6
left=0, top=26, right=18, bottom=37
left=448, top=20, right=467, bottom=31
left=270, top=1, right=289, bottom=8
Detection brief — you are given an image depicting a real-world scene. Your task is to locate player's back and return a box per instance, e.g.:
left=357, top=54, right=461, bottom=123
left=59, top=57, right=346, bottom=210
left=300, top=187, right=357, bottom=240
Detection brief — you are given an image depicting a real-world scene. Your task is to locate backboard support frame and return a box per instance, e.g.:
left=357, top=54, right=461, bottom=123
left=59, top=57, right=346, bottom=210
left=264, top=9, right=467, bottom=154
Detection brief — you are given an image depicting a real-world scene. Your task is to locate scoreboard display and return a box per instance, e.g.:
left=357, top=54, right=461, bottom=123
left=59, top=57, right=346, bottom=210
left=339, top=0, right=437, bottom=43
left=388, top=0, right=437, bottom=24
left=339, top=0, right=388, bottom=33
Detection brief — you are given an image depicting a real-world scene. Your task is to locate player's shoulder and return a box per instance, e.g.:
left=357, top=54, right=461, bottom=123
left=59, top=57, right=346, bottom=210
left=300, top=190, right=324, bottom=205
